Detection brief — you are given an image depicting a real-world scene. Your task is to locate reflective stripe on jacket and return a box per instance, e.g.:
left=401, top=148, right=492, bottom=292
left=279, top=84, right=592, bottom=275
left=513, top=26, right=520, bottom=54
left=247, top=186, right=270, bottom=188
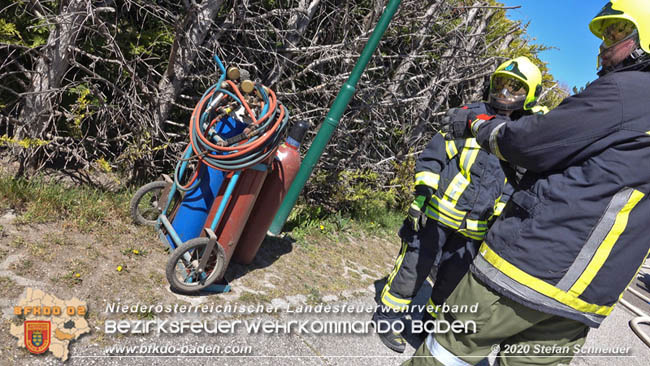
left=471, top=67, right=650, bottom=328
left=416, top=103, right=508, bottom=241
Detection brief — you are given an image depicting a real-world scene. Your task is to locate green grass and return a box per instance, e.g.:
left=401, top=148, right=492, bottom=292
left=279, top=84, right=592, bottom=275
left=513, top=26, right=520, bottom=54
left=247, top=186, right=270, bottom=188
left=0, top=167, right=409, bottom=240
left=285, top=202, right=405, bottom=242
left=0, top=173, right=133, bottom=231
left=0, top=167, right=406, bottom=259
left=281, top=165, right=413, bottom=242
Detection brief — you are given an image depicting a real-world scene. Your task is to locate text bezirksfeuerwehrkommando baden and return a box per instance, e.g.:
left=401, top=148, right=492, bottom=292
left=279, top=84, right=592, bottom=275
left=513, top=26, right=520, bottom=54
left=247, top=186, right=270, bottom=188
left=103, top=302, right=480, bottom=335
left=104, top=318, right=476, bottom=335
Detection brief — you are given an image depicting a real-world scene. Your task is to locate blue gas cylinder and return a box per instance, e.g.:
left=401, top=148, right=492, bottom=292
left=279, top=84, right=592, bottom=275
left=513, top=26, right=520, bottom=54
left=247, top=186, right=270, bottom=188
left=166, top=116, right=246, bottom=247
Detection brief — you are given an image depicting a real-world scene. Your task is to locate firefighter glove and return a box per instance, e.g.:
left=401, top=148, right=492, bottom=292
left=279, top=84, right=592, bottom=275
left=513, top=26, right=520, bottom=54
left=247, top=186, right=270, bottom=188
left=441, top=108, right=475, bottom=139
left=441, top=108, right=494, bottom=140
left=408, top=185, right=433, bottom=231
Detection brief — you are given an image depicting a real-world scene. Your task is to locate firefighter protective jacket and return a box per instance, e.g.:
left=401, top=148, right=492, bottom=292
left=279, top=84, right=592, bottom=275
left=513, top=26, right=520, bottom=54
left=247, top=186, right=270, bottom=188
left=470, top=65, right=650, bottom=327
left=415, top=103, right=509, bottom=241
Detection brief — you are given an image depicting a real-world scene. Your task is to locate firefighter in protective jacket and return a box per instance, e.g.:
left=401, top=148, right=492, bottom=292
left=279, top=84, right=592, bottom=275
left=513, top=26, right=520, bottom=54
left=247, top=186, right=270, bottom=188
left=406, top=1, right=650, bottom=365
left=374, top=56, right=544, bottom=353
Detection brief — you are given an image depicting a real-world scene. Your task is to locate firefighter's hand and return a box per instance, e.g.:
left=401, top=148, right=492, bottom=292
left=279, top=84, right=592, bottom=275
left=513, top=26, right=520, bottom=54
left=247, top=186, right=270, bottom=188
left=407, top=185, right=433, bottom=231
left=441, top=108, right=476, bottom=140
left=408, top=202, right=427, bottom=232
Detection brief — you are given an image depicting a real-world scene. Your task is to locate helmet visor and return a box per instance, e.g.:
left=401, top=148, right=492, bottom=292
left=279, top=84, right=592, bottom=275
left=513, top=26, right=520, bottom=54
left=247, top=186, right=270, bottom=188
left=491, top=75, right=528, bottom=96
left=597, top=19, right=639, bottom=68
left=600, top=19, right=637, bottom=49
left=490, top=74, right=528, bottom=110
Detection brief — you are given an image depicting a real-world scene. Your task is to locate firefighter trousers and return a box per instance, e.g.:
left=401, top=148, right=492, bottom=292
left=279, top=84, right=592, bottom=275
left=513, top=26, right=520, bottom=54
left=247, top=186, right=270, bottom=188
left=426, top=236, right=481, bottom=320
left=379, top=218, right=457, bottom=313
left=403, top=272, right=589, bottom=366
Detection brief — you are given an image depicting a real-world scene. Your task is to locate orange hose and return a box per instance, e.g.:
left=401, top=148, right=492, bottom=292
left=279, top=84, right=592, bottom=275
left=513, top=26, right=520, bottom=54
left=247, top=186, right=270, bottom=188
left=192, top=88, right=277, bottom=153
left=225, top=80, right=258, bottom=125
left=187, top=82, right=286, bottom=171
left=192, top=104, right=285, bottom=162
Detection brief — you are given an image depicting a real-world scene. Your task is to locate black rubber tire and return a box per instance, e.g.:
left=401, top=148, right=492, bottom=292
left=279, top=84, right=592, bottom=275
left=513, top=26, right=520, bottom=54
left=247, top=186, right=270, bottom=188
left=165, top=237, right=226, bottom=294
left=130, top=181, right=167, bottom=226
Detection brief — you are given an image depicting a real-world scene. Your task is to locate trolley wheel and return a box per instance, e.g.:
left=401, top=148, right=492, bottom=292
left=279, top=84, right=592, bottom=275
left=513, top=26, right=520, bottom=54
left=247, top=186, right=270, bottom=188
left=165, top=237, right=226, bottom=294
left=130, top=181, right=167, bottom=226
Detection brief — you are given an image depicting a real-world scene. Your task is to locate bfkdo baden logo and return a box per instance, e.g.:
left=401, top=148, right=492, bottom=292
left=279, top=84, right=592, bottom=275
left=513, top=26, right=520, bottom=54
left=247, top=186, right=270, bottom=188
left=24, top=320, right=51, bottom=354
left=10, top=288, right=90, bottom=361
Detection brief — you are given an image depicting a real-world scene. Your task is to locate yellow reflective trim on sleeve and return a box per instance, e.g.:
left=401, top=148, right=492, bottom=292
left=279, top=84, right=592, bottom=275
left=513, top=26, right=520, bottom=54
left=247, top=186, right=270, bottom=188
left=568, top=189, right=645, bottom=297
left=415, top=171, right=440, bottom=190
left=430, top=196, right=466, bottom=220
left=494, top=201, right=506, bottom=216
left=479, top=242, right=614, bottom=316
left=489, top=123, right=507, bottom=161
left=445, top=140, right=458, bottom=159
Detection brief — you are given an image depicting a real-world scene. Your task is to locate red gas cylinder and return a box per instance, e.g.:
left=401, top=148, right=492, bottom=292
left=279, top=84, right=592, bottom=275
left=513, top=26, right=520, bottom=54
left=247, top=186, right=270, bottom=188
left=233, top=121, right=309, bottom=264
left=203, top=162, right=270, bottom=266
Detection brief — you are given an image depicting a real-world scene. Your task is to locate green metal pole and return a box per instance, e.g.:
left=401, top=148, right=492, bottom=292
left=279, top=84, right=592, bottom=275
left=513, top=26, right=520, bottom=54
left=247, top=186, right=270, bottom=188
left=269, top=0, right=402, bottom=235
